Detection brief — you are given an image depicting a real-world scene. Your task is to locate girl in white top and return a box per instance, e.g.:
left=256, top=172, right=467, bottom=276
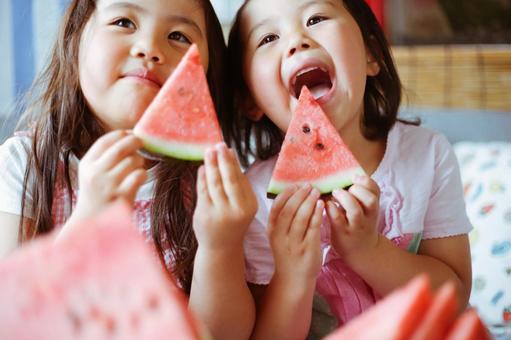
left=0, top=1, right=257, bottom=339
left=224, top=0, right=473, bottom=338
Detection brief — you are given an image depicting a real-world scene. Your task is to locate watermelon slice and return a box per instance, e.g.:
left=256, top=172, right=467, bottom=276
left=267, top=87, right=364, bottom=198
left=134, top=44, right=223, bottom=161
left=0, top=203, right=204, bottom=340
left=410, top=282, right=459, bottom=340
left=324, top=275, right=433, bottom=340
left=445, top=309, right=491, bottom=340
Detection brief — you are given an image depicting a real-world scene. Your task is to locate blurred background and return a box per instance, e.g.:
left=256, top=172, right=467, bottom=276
left=0, top=0, right=510, bottom=337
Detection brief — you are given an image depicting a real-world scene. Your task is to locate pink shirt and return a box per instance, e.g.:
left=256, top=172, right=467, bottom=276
left=243, top=122, right=472, bottom=324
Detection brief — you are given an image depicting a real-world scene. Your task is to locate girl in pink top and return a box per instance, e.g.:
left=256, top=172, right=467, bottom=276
left=225, top=0, right=473, bottom=338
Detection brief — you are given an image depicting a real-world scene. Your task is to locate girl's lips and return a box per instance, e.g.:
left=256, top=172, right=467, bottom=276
left=122, top=69, right=162, bottom=88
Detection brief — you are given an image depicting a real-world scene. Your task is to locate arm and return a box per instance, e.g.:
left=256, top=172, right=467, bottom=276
left=327, top=175, right=471, bottom=311
left=251, top=185, right=323, bottom=340
left=346, top=233, right=471, bottom=310
left=189, top=143, right=257, bottom=340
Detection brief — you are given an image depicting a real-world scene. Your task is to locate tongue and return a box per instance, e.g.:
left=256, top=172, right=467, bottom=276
left=309, top=84, right=331, bottom=100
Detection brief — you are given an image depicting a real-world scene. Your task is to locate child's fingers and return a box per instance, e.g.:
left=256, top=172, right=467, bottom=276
left=332, top=189, right=364, bottom=226
left=96, top=135, right=144, bottom=171
left=348, top=184, right=379, bottom=215
left=215, top=143, right=244, bottom=203
left=204, top=147, right=228, bottom=204
left=276, top=185, right=313, bottom=235
left=84, top=130, right=130, bottom=161
left=267, top=186, right=297, bottom=237
left=116, top=168, right=147, bottom=203
left=196, top=165, right=212, bottom=205
left=352, top=175, right=380, bottom=197
left=305, top=200, right=324, bottom=245
left=326, top=200, right=348, bottom=232
left=108, top=154, right=145, bottom=186
left=288, top=188, right=321, bottom=243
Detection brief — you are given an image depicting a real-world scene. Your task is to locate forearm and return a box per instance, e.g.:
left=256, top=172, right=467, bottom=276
left=345, top=235, right=471, bottom=309
left=189, top=246, right=255, bottom=340
left=252, top=274, right=315, bottom=340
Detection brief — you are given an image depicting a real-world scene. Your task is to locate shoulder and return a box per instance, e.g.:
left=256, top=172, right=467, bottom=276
left=383, top=122, right=455, bottom=173
left=0, top=134, right=33, bottom=170
left=0, top=134, right=33, bottom=155
left=391, top=122, right=452, bottom=155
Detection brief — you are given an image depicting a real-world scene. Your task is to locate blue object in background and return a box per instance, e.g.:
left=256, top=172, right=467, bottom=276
left=0, top=0, right=69, bottom=141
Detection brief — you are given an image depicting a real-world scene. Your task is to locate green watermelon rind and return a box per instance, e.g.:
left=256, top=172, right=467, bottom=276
left=267, top=166, right=365, bottom=196
left=134, top=129, right=213, bottom=161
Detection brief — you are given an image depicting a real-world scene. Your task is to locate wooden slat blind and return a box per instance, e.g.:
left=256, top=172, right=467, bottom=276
left=392, top=45, right=511, bottom=111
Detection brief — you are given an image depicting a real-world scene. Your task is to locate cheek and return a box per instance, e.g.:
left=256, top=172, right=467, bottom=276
left=247, top=54, right=279, bottom=100
left=80, top=36, right=122, bottom=90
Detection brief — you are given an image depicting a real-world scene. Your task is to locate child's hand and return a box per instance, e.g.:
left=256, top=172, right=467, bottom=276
left=268, top=185, right=324, bottom=283
left=326, top=175, right=380, bottom=260
left=73, top=130, right=147, bottom=220
left=193, top=143, right=257, bottom=253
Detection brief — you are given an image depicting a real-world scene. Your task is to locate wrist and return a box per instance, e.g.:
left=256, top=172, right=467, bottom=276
left=270, top=272, right=317, bottom=300
left=343, top=233, right=382, bottom=269
left=195, top=245, right=245, bottom=270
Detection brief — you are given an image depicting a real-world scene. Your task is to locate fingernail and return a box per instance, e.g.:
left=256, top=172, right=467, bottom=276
left=311, top=188, right=320, bottom=198
left=317, top=199, right=324, bottom=210
left=353, top=174, right=364, bottom=183
left=206, top=148, right=215, bottom=159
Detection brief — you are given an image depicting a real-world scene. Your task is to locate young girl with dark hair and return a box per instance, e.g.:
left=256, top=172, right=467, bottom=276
left=0, top=1, right=256, bottom=338
left=225, top=0, right=472, bottom=338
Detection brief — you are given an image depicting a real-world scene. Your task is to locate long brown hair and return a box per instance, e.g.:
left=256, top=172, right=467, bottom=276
left=225, top=0, right=406, bottom=167
left=19, top=0, right=227, bottom=293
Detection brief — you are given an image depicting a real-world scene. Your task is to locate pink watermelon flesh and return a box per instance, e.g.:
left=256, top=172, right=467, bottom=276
left=325, top=275, right=433, bottom=340
left=445, top=309, right=491, bottom=340
left=0, top=203, right=202, bottom=340
left=267, top=86, right=364, bottom=198
left=133, top=44, right=223, bottom=161
left=410, top=282, right=458, bottom=340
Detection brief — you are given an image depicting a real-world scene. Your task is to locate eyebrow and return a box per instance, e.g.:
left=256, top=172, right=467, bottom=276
left=103, top=1, right=203, bottom=37
left=246, top=0, right=337, bottom=41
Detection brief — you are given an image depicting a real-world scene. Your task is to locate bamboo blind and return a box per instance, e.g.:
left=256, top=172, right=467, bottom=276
left=392, top=45, right=511, bottom=111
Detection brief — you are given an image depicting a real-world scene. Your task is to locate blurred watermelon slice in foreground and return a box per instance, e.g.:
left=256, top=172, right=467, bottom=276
left=134, top=44, right=223, bottom=161
left=267, top=87, right=364, bottom=198
left=325, top=275, right=491, bottom=340
left=0, top=203, right=204, bottom=340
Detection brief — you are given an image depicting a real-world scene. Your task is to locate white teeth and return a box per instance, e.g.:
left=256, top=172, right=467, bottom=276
left=310, top=84, right=331, bottom=100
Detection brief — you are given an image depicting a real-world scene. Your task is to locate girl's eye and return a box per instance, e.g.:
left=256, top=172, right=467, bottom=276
left=307, top=16, right=327, bottom=26
left=168, top=31, right=191, bottom=44
left=112, top=18, right=136, bottom=29
left=258, top=34, right=279, bottom=47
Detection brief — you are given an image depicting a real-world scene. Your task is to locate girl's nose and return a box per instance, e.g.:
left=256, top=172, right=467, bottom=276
left=287, top=35, right=312, bottom=57
left=130, top=42, right=165, bottom=64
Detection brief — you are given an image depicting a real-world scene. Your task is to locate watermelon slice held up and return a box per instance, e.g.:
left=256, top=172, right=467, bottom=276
left=267, top=87, right=365, bottom=198
left=0, top=203, right=204, bottom=340
left=134, top=44, right=223, bottom=161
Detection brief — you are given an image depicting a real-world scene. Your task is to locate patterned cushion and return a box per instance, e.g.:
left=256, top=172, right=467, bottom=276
left=454, top=142, right=511, bottom=331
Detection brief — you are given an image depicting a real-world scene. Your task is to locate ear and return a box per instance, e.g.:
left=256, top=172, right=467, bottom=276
left=366, top=51, right=380, bottom=77
left=240, top=94, right=264, bottom=121
left=365, top=37, right=381, bottom=77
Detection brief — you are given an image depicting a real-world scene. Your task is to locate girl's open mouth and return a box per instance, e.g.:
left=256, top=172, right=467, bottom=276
left=291, top=66, right=334, bottom=102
